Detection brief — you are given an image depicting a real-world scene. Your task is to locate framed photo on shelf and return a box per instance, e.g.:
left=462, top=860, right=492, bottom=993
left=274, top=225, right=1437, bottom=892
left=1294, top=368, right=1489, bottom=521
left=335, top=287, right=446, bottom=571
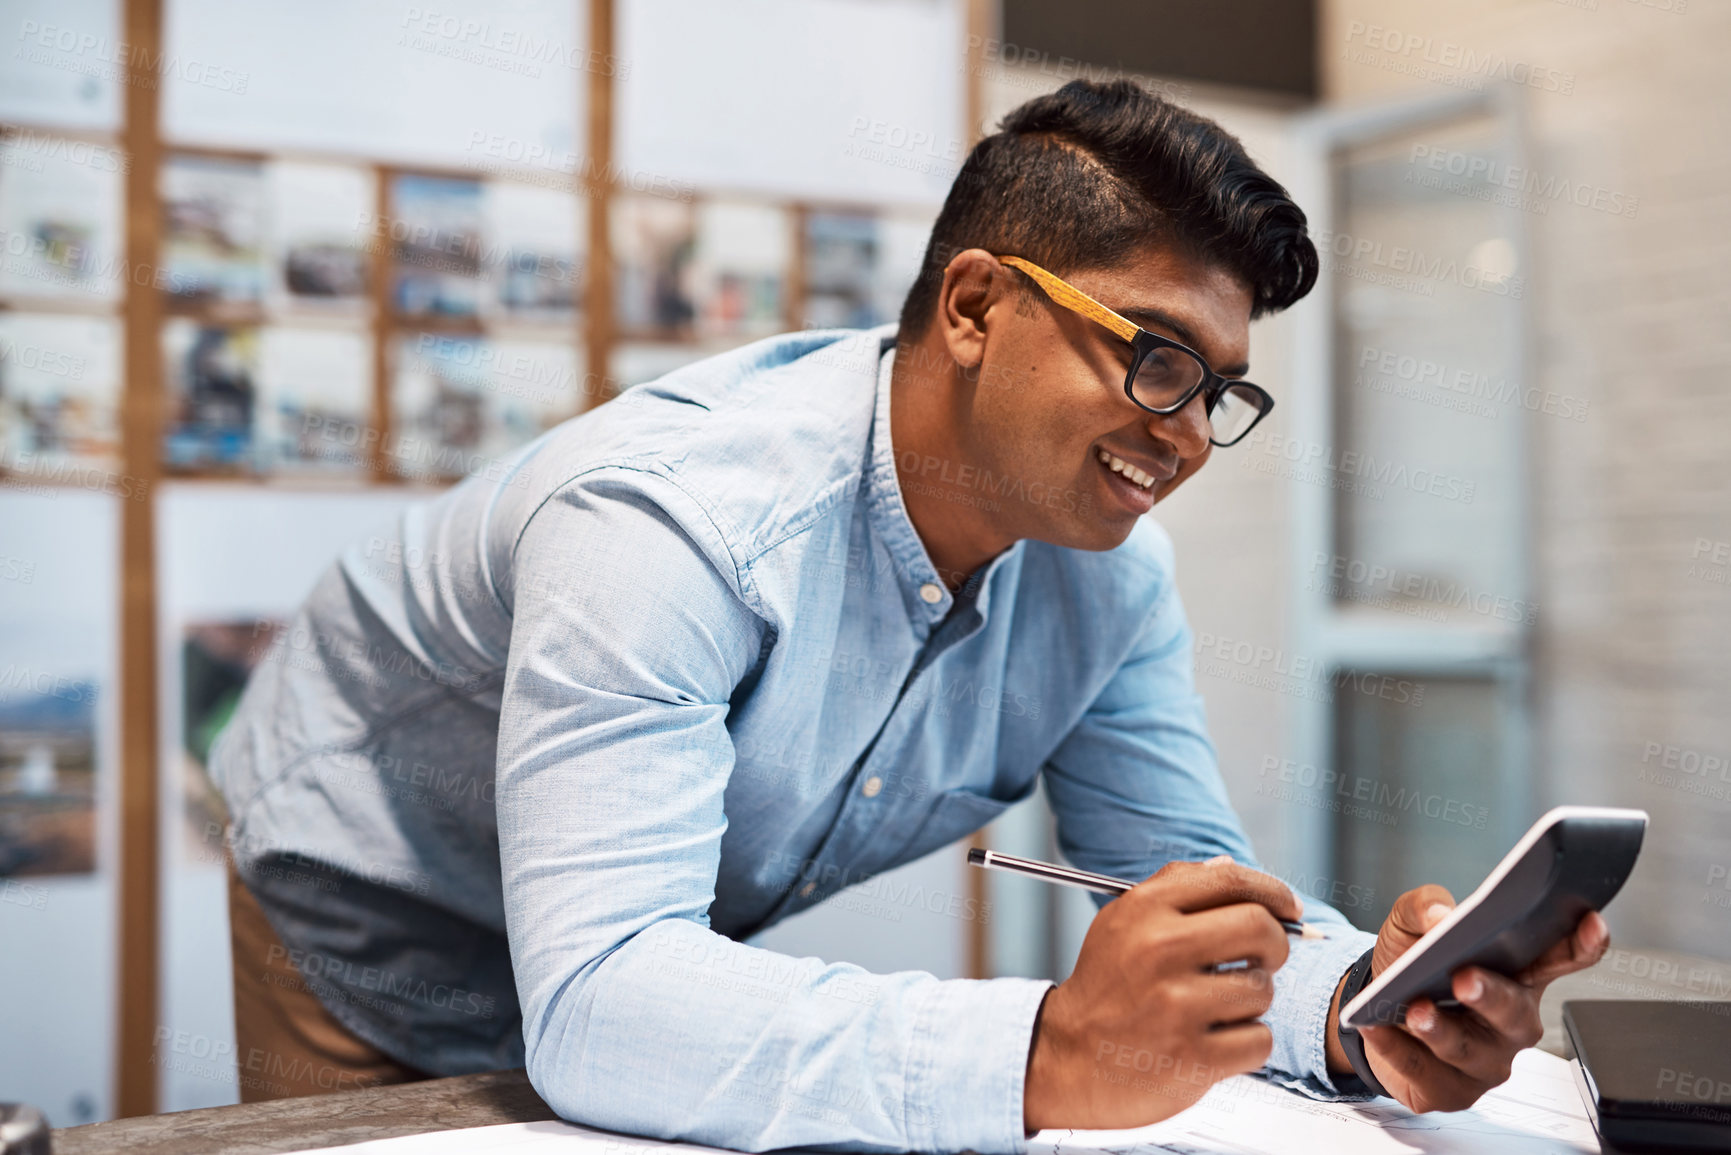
left=255, top=325, right=372, bottom=472
left=161, top=155, right=266, bottom=305
left=268, top=161, right=373, bottom=305
left=389, top=332, right=579, bottom=481
left=803, top=211, right=879, bottom=330
left=612, top=194, right=697, bottom=335
left=0, top=681, right=99, bottom=878
left=0, top=312, right=122, bottom=473
left=690, top=200, right=788, bottom=339
left=0, top=134, right=123, bottom=303
left=161, top=319, right=259, bottom=469
left=483, top=181, right=581, bottom=322
left=802, top=209, right=934, bottom=330
left=391, top=174, right=484, bottom=320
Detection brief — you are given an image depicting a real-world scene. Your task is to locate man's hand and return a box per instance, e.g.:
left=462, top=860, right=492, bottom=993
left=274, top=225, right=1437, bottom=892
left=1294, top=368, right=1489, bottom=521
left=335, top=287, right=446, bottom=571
left=1023, top=857, right=1301, bottom=1133
left=1325, top=884, right=1611, bottom=1113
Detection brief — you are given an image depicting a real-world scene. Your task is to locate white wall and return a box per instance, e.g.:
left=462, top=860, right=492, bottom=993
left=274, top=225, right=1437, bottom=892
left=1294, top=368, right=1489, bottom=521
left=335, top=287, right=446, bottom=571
left=154, top=485, right=430, bottom=1111
left=1322, top=0, right=1731, bottom=963
left=618, top=0, right=965, bottom=206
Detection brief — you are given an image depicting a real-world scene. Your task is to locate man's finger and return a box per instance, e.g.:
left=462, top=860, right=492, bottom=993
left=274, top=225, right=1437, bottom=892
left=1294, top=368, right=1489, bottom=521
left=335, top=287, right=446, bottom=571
left=1163, top=901, right=1290, bottom=974
left=1177, top=967, right=1276, bottom=1026
left=1520, top=910, right=1610, bottom=987
left=1402, top=997, right=1515, bottom=1085
left=1388, top=884, right=1456, bottom=940
left=1142, top=860, right=1302, bottom=923
left=1361, top=1023, right=1488, bottom=1114
left=1374, top=885, right=1457, bottom=973
left=1198, top=1020, right=1275, bottom=1078
left=1452, top=968, right=1543, bottom=1048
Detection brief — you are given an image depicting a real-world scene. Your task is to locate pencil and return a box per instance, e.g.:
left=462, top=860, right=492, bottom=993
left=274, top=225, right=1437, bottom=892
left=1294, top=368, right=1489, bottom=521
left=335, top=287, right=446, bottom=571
left=966, top=847, right=1327, bottom=940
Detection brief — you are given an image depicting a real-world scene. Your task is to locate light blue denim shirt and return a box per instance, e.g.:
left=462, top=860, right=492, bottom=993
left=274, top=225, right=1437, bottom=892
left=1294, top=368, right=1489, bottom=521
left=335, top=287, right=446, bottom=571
left=211, top=323, right=1376, bottom=1154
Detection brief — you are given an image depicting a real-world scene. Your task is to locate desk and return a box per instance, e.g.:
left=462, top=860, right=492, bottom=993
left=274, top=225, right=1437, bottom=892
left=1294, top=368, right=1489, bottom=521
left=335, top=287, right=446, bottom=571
left=52, top=949, right=1731, bottom=1155
left=52, top=1069, right=557, bottom=1155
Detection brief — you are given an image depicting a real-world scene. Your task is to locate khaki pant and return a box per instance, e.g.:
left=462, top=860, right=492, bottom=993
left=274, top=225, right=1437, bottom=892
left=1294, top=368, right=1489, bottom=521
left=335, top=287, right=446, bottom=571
left=227, top=857, right=431, bottom=1101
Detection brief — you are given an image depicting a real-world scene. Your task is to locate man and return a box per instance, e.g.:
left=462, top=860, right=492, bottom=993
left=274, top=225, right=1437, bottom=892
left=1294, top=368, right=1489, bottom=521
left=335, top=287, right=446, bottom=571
left=211, top=80, right=1607, bottom=1150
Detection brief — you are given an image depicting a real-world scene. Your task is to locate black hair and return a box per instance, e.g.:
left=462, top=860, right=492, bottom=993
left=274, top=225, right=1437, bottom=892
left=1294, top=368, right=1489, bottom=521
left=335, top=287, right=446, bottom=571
left=897, top=79, right=1318, bottom=337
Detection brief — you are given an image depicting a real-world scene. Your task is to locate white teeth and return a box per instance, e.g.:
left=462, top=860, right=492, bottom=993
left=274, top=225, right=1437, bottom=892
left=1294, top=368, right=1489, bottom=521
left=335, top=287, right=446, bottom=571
left=1098, top=449, right=1157, bottom=489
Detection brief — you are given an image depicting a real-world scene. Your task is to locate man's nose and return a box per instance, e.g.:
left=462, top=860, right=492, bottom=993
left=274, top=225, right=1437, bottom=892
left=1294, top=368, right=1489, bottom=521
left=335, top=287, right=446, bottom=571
left=1147, top=391, right=1212, bottom=457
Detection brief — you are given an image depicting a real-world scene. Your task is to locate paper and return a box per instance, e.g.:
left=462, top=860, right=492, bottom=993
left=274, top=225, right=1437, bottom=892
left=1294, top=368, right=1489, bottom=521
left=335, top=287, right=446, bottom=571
left=1030, top=1049, right=1598, bottom=1155
left=285, top=1049, right=1596, bottom=1155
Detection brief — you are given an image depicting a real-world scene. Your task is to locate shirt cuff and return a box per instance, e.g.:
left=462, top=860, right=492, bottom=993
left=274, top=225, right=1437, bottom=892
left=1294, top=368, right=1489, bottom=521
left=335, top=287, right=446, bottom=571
left=1263, top=924, right=1380, bottom=1102
left=906, top=976, right=1054, bottom=1155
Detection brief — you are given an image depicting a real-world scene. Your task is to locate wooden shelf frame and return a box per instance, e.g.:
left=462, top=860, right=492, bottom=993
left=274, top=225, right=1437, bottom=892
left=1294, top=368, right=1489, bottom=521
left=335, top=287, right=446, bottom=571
left=0, top=0, right=989, bottom=1118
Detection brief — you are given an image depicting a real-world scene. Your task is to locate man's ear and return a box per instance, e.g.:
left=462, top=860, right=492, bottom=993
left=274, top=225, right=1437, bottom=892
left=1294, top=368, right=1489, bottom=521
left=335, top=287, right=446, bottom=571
left=936, top=249, right=1004, bottom=374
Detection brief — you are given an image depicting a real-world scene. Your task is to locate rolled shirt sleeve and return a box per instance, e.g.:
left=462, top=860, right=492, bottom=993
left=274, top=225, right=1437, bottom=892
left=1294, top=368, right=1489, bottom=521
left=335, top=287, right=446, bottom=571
left=497, top=469, right=1053, bottom=1154
left=1040, top=553, right=1378, bottom=1101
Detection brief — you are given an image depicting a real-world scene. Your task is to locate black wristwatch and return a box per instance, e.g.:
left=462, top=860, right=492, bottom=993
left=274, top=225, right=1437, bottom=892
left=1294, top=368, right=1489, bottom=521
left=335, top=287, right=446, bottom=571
left=1334, top=947, right=1392, bottom=1098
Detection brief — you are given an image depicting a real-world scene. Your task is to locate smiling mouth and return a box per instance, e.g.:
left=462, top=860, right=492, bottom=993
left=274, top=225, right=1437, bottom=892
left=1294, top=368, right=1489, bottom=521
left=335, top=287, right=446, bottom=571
left=1095, top=447, right=1170, bottom=490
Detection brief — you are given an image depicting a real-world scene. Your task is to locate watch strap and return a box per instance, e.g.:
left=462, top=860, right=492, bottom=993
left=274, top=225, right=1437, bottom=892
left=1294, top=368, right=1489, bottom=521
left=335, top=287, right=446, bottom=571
left=1335, top=946, right=1392, bottom=1098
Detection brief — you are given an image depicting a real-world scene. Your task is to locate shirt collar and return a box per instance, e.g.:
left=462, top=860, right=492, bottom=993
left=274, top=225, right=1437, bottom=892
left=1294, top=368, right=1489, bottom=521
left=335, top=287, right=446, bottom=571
left=860, top=330, right=1022, bottom=631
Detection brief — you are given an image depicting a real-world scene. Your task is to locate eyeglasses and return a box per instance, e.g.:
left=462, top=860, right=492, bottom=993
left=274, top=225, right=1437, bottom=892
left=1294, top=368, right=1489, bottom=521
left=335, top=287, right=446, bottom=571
left=995, top=255, right=1274, bottom=447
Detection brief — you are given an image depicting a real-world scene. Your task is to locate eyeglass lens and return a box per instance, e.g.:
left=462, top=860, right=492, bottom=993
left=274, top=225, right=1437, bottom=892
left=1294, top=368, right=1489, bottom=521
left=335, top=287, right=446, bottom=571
left=1207, top=384, right=1266, bottom=445
left=1130, top=345, right=1207, bottom=409
left=1131, top=347, right=1265, bottom=444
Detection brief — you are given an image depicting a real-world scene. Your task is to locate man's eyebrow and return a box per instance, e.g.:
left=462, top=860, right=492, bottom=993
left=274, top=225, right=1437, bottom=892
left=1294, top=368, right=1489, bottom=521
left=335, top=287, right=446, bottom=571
left=1117, top=305, right=1251, bottom=377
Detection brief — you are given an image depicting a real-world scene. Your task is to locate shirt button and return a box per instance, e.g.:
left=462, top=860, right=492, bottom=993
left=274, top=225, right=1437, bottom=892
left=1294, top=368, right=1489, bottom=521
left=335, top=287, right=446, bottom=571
left=800, top=881, right=817, bottom=898
left=861, top=776, right=883, bottom=798
left=919, top=582, right=943, bottom=604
